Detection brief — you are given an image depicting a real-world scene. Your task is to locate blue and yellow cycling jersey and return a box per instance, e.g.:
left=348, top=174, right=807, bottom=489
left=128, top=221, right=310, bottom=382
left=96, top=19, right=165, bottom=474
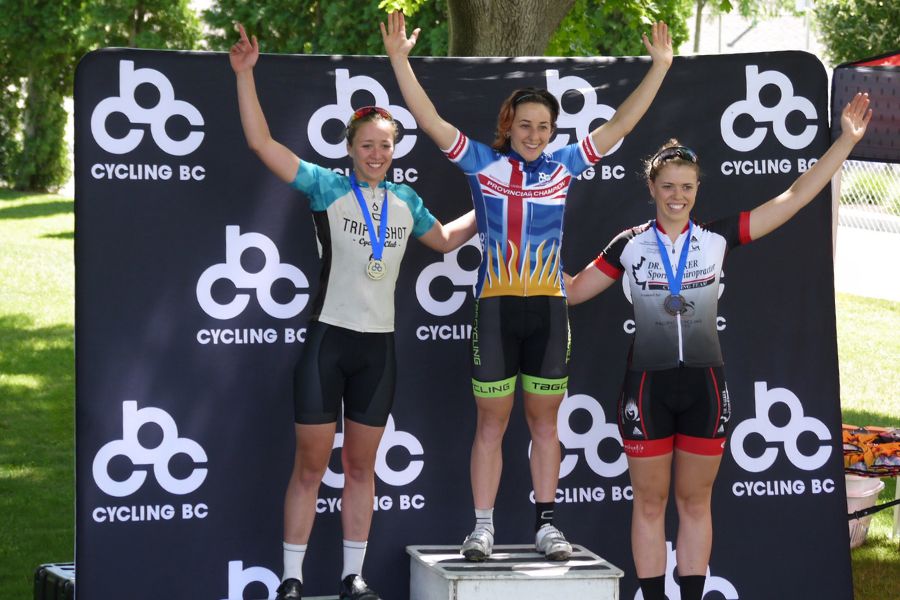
left=444, top=132, right=601, bottom=298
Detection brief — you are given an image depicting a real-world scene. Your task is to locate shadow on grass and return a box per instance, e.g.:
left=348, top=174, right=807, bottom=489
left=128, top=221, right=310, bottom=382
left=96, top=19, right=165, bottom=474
left=0, top=313, right=75, bottom=596
left=41, top=231, right=74, bottom=240
left=0, top=200, right=73, bottom=220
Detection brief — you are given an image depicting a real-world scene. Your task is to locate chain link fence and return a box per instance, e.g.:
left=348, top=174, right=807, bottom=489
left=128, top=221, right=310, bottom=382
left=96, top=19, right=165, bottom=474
left=838, top=160, right=900, bottom=234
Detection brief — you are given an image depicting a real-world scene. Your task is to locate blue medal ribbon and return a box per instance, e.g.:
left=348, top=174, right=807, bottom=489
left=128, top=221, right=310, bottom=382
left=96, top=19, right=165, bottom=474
left=349, top=173, right=388, bottom=262
left=653, top=220, right=693, bottom=299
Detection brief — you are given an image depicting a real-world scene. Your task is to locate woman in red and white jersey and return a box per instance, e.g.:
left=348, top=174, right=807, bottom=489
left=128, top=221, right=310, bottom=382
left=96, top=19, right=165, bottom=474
left=565, top=93, right=872, bottom=600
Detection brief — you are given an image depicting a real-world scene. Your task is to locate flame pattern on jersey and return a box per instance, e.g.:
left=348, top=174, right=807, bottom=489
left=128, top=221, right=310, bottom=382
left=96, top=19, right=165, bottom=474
left=444, top=132, right=600, bottom=298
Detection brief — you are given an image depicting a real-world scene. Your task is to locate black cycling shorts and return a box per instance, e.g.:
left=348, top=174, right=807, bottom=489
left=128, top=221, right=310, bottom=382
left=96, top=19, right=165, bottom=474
left=470, top=296, right=570, bottom=397
left=293, top=321, right=396, bottom=427
left=618, top=365, right=731, bottom=457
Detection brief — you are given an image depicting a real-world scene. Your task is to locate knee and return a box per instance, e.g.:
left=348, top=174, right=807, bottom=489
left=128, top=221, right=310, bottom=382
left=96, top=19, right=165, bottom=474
left=342, top=455, right=376, bottom=486
left=475, top=413, right=509, bottom=444
left=526, top=416, right=558, bottom=445
left=675, top=491, right=711, bottom=521
left=633, top=489, right=669, bottom=522
left=292, top=460, right=328, bottom=489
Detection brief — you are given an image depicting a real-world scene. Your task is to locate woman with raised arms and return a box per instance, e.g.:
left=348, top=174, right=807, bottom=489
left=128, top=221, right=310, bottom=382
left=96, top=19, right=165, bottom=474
left=230, top=23, right=476, bottom=600
left=381, top=11, right=673, bottom=562
left=564, top=93, right=871, bottom=600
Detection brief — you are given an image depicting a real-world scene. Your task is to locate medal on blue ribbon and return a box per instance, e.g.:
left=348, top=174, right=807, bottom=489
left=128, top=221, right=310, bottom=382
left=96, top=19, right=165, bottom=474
left=653, top=220, right=693, bottom=316
left=350, top=173, right=389, bottom=280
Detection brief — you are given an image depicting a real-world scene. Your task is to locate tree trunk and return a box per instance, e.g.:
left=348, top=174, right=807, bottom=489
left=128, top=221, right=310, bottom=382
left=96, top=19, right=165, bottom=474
left=447, top=0, right=576, bottom=56
left=692, top=0, right=705, bottom=53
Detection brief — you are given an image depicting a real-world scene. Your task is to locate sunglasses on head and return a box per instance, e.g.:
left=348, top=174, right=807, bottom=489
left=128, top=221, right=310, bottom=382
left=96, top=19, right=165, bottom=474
left=347, top=106, right=393, bottom=125
left=652, top=146, right=698, bottom=165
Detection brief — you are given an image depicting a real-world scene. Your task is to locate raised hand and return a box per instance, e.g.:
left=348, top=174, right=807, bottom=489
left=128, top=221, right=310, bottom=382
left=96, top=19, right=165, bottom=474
left=642, top=21, right=673, bottom=68
left=840, top=92, right=873, bottom=143
left=230, top=23, right=259, bottom=73
left=380, top=11, right=420, bottom=59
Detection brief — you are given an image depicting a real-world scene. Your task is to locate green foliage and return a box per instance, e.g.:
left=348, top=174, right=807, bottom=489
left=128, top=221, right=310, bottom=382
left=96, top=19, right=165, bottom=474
left=12, top=73, right=69, bottom=192
left=841, top=167, right=900, bottom=212
left=547, top=0, right=693, bottom=56
left=80, top=0, right=203, bottom=50
left=203, top=0, right=448, bottom=56
left=813, top=0, right=900, bottom=65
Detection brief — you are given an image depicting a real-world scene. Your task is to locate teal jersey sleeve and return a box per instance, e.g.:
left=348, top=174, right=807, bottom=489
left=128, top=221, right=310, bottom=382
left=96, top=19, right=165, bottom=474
left=388, top=182, right=436, bottom=238
left=290, top=160, right=349, bottom=211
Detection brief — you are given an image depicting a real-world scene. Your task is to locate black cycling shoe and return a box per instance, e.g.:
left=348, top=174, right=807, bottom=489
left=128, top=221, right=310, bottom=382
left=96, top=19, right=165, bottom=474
left=275, top=577, right=303, bottom=600
left=339, top=574, right=381, bottom=600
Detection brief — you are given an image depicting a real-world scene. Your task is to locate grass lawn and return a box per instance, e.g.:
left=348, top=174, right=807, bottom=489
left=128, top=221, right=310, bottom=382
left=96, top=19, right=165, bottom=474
left=0, top=190, right=897, bottom=598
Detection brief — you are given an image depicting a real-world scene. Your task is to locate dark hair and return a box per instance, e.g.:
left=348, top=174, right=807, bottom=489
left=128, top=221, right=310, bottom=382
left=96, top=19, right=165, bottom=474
left=345, top=106, right=400, bottom=145
left=491, top=88, right=560, bottom=152
left=643, top=139, right=701, bottom=182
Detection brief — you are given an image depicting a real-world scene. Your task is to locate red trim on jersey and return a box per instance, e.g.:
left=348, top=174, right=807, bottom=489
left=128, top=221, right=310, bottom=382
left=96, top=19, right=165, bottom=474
left=593, top=256, right=623, bottom=279
left=506, top=159, right=524, bottom=263
left=623, top=437, right=674, bottom=457
left=675, top=433, right=726, bottom=456
left=581, top=136, right=602, bottom=164
left=853, top=55, right=900, bottom=67
left=738, top=211, right=752, bottom=244
left=709, top=367, right=722, bottom=437
left=445, top=132, right=468, bottom=161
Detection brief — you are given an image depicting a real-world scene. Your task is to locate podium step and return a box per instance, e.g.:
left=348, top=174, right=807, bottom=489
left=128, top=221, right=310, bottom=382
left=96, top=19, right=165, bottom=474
left=407, top=544, right=623, bottom=600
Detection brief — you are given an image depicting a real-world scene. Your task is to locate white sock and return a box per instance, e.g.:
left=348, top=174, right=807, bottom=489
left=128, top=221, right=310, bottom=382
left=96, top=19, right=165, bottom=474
left=282, top=542, right=306, bottom=582
left=475, top=508, right=495, bottom=534
left=341, top=539, right=368, bottom=580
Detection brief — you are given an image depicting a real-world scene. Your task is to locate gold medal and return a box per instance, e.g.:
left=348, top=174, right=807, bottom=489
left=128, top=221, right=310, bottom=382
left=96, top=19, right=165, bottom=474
left=366, top=258, right=386, bottom=280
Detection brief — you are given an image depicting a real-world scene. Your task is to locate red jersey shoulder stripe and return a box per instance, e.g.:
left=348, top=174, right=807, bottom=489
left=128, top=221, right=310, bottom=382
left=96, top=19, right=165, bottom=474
left=444, top=131, right=468, bottom=162
left=593, top=255, right=623, bottom=279
left=580, top=135, right=602, bottom=165
left=738, top=211, right=752, bottom=244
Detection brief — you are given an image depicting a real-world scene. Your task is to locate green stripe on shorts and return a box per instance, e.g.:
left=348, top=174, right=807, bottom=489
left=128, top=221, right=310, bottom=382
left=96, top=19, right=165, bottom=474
left=472, top=375, right=517, bottom=398
left=521, top=374, right=568, bottom=395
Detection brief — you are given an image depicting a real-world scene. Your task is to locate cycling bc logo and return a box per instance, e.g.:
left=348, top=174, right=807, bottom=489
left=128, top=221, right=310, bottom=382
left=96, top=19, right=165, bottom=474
left=323, top=415, right=424, bottom=488
left=91, top=60, right=204, bottom=156
left=197, top=226, right=310, bottom=320
left=92, top=401, right=208, bottom=497
left=308, top=68, right=417, bottom=160
left=730, top=381, right=831, bottom=472
left=548, top=393, right=627, bottom=479
left=544, top=69, right=620, bottom=156
left=416, top=235, right=479, bottom=316
left=720, top=65, right=817, bottom=152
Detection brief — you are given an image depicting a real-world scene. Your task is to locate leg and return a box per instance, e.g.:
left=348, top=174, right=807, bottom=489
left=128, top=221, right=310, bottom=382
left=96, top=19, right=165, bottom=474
left=471, top=392, right=515, bottom=509
left=628, top=453, right=673, bottom=578
left=672, top=449, right=722, bottom=576
left=283, top=423, right=337, bottom=544
left=522, top=390, right=564, bottom=503
left=340, top=418, right=386, bottom=541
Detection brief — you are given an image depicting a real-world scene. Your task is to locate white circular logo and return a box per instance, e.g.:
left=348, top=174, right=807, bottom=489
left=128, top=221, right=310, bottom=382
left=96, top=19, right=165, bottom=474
left=415, top=235, right=480, bottom=316
left=720, top=65, right=817, bottom=152
left=544, top=69, right=620, bottom=155
left=308, top=68, right=417, bottom=159
left=730, top=381, right=831, bottom=473
left=92, top=401, right=208, bottom=497
left=197, top=226, right=310, bottom=320
left=90, top=60, right=204, bottom=156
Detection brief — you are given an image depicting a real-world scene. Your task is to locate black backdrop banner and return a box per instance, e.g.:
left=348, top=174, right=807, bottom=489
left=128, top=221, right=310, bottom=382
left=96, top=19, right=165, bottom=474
left=75, top=49, right=851, bottom=599
left=831, top=50, right=900, bottom=164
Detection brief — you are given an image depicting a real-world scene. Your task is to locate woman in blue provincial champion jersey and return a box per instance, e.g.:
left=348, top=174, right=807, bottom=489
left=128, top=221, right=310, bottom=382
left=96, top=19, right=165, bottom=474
left=565, top=94, right=872, bottom=600
left=230, top=24, right=476, bottom=600
left=381, top=11, right=673, bottom=562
